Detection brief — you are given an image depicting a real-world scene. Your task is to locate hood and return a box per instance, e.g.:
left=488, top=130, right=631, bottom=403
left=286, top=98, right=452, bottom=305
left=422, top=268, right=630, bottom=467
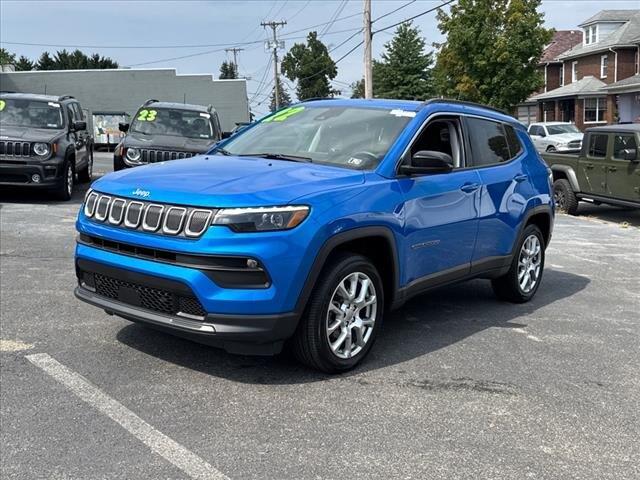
left=0, top=126, right=64, bottom=143
left=548, top=132, right=583, bottom=143
left=124, top=131, right=215, bottom=153
left=92, top=155, right=365, bottom=208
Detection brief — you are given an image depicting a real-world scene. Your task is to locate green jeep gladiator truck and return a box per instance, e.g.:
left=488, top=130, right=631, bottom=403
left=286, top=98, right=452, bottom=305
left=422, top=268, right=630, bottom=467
left=544, top=124, right=640, bottom=214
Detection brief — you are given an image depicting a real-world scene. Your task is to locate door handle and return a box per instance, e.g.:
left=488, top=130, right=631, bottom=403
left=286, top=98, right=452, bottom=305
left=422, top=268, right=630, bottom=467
left=460, top=183, right=480, bottom=193
left=608, top=166, right=617, bottom=172
left=513, top=174, right=528, bottom=183
left=585, top=163, right=594, bottom=170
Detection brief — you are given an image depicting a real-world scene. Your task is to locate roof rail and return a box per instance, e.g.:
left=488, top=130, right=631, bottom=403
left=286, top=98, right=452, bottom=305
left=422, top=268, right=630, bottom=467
left=0, top=90, right=16, bottom=94
left=143, top=98, right=159, bottom=106
left=423, top=98, right=509, bottom=116
left=207, top=104, right=214, bottom=113
left=300, top=97, right=338, bottom=103
left=57, top=95, right=75, bottom=101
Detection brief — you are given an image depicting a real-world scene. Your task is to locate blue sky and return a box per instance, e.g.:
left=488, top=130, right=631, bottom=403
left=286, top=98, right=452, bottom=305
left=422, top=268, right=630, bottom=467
left=1, top=0, right=638, bottom=115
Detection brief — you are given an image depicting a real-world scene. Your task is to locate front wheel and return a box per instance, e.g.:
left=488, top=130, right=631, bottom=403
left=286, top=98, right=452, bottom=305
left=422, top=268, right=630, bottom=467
left=54, top=160, right=74, bottom=201
left=546, top=145, right=557, bottom=153
left=292, top=253, right=384, bottom=373
left=492, top=224, right=545, bottom=303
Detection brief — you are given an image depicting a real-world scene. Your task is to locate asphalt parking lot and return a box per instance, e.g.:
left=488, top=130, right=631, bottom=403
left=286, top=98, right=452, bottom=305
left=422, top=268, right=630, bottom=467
left=1, top=152, right=639, bottom=479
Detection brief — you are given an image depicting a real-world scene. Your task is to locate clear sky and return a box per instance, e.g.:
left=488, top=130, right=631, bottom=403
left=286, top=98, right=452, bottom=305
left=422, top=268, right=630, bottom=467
left=1, top=0, right=638, bottom=116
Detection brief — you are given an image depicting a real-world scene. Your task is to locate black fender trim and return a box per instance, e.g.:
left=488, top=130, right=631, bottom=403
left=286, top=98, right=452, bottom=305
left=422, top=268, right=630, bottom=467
left=294, top=226, right=400, bottom=315
left=513, top=204, right=554, bottom=253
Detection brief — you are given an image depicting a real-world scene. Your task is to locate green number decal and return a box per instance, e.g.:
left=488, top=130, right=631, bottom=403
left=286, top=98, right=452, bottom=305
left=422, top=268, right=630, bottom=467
left=137, top=109, right=149, bottom=121
left=146, top=110, right=157, bottom=121
left=0, top=100, right=5, bottom=111
left=263, top=106, right=305, bottom=123
left=136, top=109, right=158, bottom=121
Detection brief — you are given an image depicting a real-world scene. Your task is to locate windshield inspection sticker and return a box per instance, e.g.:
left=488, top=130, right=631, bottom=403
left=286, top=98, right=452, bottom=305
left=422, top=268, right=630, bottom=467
left=199, top=113, right=210, bottom=118
left=389, top=109, right=416, bottom=118
left=263, top=106, right=305, bottom=123
left=48, top=102, right=61, bottom=108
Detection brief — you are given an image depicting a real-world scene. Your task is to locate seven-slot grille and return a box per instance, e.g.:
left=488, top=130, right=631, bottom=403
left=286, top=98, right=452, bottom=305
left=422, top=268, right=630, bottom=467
left=140, top=149, right=195, bottom=164
left=0, top=141, right=32, bottom=157
left=84, top=191, right=216, bottom=238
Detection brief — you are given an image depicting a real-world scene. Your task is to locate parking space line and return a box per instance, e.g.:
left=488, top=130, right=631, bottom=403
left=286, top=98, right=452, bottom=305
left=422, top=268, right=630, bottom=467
left=26, top=353, right=228, bottom=480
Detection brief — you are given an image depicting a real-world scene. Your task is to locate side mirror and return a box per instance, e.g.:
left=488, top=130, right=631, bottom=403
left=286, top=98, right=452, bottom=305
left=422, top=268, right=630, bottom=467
left=71, top=121, right=87, bottom=132
left=620, top=148, right=638, bottom=161
left=400, top=150, right=454, bottom=175
left=118, top=122, right=130, bottom=133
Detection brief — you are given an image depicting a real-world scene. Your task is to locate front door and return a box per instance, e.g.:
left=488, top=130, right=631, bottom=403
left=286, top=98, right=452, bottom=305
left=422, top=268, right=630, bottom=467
left=398, top=116, right=481, bottom=285
left=609, top=133, right=640, bottom=202
left=580, top=132, right=608, bottom=194
left=67, top=103, right=88, bottom=165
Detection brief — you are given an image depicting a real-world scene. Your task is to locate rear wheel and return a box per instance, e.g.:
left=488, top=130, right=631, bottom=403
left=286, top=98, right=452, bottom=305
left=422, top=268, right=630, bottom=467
left=292, top=253, right=383, bottom=373
left=492, top=224, right=545, bottom=303
left=54, top=159, right=74, bottom=201
left=553, top=178, right=579, bottom=215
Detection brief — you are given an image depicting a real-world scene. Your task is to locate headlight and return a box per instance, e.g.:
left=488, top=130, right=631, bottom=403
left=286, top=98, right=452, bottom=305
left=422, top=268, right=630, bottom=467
left=125, top=148, right=141, bottom=163
left=33, top=142, right=50, bottom=157
left=212, top=206, right=310, bottom=232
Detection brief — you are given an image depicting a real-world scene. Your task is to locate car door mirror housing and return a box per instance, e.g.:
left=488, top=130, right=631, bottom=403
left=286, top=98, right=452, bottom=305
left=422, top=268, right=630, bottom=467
left=118, top=122, right=130, bottom=133
left=71, top=121, right=87, bottom=132
left=400, top=150, right=454, bottom=175
left=620, top=148, right=638, bottom=161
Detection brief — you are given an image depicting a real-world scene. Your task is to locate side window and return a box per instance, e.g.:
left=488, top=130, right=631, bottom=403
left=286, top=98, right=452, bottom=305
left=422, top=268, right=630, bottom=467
left=588, top=134, right=608, bottom=158
left=73, top=103, right=85, bottom=121
left=504, top=124, right=523, bottom=159
left=466, top=117, right=511, bottom=166
left=613, top=134, right=637, bottom=159
left=409, top=117, right=465, bottom=168
left=528, top=126, right=538, bottom=136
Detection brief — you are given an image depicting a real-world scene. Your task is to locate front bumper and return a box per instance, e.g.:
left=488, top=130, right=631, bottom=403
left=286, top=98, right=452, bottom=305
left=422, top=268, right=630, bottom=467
left=0, top=156, right=64, bottom=187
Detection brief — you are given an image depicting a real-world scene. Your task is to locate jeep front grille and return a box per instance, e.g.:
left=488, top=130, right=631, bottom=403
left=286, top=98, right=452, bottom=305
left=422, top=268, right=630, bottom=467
left=84, top=191, right=217, bottom=238
left=0, top=141, right=31, bottom=157
left=140, top=149, right=195, bottom=164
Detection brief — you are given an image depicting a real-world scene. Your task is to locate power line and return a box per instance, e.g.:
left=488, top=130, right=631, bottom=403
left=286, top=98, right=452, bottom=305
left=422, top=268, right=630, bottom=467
left=320, top=0, right=348, bottom=38
left=372, top=0, right=417, bottom=23
left=373, top=0, right=455, bottom=34
left=287, top=0, right=312, bottom=21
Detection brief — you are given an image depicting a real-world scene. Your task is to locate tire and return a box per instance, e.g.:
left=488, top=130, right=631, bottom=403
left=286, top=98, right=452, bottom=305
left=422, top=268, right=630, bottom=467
left=292, top=253, right=384, bottom=373
left=546, top=145, right=557, bottom=153
left=553, top=178, right=579, bottom=215
left=54, top=159, right=74, bottom=201
left=492, top=224, right=545, bottom=303
left=78, top=149, right=93, bottom=183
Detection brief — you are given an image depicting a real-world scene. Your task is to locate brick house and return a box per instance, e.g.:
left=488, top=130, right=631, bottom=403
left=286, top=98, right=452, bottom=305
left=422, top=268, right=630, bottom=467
left=525, top=10, right=640, bottom=129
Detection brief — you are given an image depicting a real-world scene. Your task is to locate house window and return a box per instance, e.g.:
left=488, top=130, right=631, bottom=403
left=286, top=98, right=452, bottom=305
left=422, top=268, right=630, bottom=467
left=572, top=61, right=578, bottom=82
left=584, top=25, right=598, bottom=45
left=584, top=97, right=607, bottom=123
left=600, top=55, right=608, bottom=78
left=559, top=64, right=564, bottom=86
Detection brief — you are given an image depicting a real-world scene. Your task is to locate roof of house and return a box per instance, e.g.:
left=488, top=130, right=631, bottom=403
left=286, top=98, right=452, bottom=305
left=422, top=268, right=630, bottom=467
left=557, top=10, right=640, bottom=60
left=529, top=76, right=607, bottom=101
left=540, top=30, right=583, bottom=63
left=600, top=74, right=640, bottom=92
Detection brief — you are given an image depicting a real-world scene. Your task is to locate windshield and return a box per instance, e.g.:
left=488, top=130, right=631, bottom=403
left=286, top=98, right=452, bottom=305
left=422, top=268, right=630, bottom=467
left=0, top=98, right=65, bottom=129
left=547, top=124, right=580, bottom=135
left=217, top=105, right=414, bottom=170
left=130, top=108, right=215, bottom=139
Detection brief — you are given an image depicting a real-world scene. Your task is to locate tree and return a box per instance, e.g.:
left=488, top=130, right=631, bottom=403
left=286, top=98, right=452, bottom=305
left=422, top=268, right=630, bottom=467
left=15, top=56, right=34, bottom=71
left=281, top=31, right=338, bottom=100
left=269, top=77, right=292, bottom=111
left=0, top=48, right=17, bottom=66
left=219, top=60, right=238, bottom=79
left=373, top=21, right=435, bottom=100
left=350, top=79, right=365, bottom=99
left=434, top=0, right=552, bottom=111
left=34, top=49, right=118, bottom=70
left=36, top=52, right=56, bottom=70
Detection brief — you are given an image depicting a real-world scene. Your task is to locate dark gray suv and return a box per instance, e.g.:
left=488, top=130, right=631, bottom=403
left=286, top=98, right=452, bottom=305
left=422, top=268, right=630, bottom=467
left=0, top=93, right=94, bottom=200
left=114, top=100, right=223, bottom=171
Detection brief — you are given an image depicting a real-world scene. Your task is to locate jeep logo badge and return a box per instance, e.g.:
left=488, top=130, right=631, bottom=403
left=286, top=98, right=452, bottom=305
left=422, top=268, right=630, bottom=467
left=132, top=188, right=150, bottom=198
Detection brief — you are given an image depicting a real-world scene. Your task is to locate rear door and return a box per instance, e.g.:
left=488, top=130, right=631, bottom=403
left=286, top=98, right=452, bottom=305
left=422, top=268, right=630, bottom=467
left=609, top=133, right=640, bottom=202
left=580, top=132, right=608, bottom=194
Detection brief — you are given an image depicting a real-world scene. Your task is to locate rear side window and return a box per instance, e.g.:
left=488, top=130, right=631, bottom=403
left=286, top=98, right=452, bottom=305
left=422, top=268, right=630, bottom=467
left=466, top=117, right=511, bottom=166
left=613, top=134, right=637, bottom=159
left=504, top=125, right=523, bottom=159
left=588, top=134, right=608, bottom=158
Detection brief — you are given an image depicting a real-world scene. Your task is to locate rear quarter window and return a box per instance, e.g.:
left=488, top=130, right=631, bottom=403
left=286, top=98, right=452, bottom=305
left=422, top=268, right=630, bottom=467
left=466, top=117, right=511, bottom=166
left=505, top=125, right=523, bottom=159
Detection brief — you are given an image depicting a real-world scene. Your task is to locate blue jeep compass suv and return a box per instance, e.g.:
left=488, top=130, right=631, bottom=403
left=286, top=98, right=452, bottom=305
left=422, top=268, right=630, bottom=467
left=75, top=99, right=554, bottom=372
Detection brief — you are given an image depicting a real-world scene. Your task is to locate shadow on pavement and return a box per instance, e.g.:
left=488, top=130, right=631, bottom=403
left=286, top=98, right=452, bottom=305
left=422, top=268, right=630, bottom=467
left=116, top=268, right=590, bottom=384
left=0, top=180, right=96, bottom=207
left=572, top=203, right=640, bottom=227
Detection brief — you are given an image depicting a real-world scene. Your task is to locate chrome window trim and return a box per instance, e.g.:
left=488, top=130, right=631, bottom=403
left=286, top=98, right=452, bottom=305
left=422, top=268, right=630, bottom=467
left=184, top=209, right=212, bottom=237
left=108, top=198, right=127, bottom=225
left=142, top=204, right=165, bottom=232
left=124, top=201, right=145, bottom=228
left=94, top=195, right=112, bottom=221
left=84, top=191, right=99, bottom=217
left=162, top=206, right=188, bottom=235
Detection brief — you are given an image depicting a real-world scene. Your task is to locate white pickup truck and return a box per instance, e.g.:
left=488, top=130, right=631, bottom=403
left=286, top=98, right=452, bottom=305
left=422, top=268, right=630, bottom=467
left=527, top=122, right=584, bottom=153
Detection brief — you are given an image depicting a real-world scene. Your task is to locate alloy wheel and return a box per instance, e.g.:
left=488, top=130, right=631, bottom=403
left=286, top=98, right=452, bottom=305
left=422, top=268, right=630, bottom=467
left=518, top=234, right=542, bottom=293
left=67, top=164, right=74, bottom=197
left=326, top=272, right=377, bottom=359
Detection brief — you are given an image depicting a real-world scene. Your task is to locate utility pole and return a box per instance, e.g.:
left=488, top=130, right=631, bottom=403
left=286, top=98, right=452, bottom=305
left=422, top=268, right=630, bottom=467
left=261, top=20, right=287, bottom=109
left=224, top=47, right=244, bottom=77
left=363, top=0, right=373, bottom=99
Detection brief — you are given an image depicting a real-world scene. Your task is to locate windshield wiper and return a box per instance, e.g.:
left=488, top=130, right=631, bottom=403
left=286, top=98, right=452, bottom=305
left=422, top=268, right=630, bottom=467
left=213, top=147, right=232, bottom=156
left=238, top=152, right=312, bottom=163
